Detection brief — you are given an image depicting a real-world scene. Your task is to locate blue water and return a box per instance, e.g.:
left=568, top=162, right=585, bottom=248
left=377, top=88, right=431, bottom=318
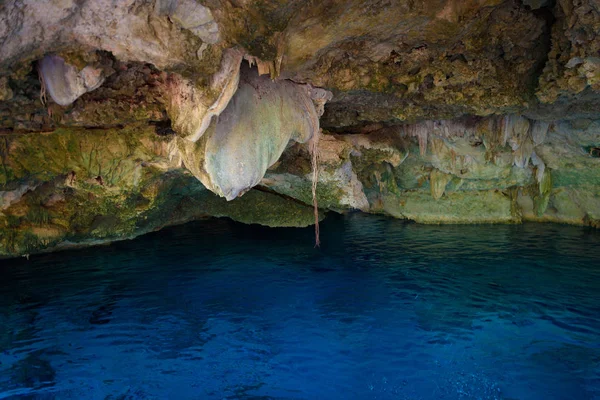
left=1, top=214, right=599, bottom=400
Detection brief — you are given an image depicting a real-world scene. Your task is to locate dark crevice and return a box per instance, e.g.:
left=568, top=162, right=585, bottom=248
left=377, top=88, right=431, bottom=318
left=446, top=54, right=467, bottom=63
left=254, top=185, right=323, bottom=210
left=525, top=0, right=558, bottom=100
left=0, top=128, right=15, bottom=135
left=584, top=146, right=600, bottom=157
left=151, top=120, right=176, bottom=136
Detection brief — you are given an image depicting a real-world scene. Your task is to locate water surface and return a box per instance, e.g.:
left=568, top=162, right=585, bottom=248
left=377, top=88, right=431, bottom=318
left=1, top=214, right=599, bottom=399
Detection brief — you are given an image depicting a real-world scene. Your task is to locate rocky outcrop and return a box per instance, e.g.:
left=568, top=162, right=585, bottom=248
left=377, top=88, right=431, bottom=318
left=0, top=126, right=317, bottom=257
left=537, top=0, right=600, bottom=103
left=1, top=0, right=600, bottom=257
left=0, top=0, right=222, bottom=74
left=4, top=112, right=597, bottom=257
left=265, top=117, right=599, bottom=225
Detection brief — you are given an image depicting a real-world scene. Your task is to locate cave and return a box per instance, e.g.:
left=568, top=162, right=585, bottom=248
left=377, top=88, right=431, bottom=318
left=0, top=0, right=599, bottom=398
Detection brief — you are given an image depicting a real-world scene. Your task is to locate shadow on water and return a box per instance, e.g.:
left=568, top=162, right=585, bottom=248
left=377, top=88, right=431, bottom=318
left=0, top=214, right=599, bottom=399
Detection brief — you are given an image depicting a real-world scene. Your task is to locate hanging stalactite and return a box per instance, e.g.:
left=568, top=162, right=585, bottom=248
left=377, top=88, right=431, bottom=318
left=37, top=55, right=106, bottom=107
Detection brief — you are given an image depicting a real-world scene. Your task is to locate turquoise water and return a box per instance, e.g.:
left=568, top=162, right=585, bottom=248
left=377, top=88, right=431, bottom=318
left=1, top=214, right=599, bottom=399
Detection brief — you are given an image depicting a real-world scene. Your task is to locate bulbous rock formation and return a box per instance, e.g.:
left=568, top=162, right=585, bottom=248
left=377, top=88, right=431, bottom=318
left=164, top=48, right=244, bottom=142
left=172, top=64, right=332, bottom=200
left=38, top=55, right=106, bottom=106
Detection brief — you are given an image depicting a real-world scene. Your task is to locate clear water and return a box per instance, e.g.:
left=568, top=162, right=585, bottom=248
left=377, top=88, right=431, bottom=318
left=1, top=214, right=599, bottom=400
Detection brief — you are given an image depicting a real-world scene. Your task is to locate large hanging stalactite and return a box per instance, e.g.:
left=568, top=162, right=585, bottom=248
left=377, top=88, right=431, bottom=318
left=172, top=62, right=332, bottom=202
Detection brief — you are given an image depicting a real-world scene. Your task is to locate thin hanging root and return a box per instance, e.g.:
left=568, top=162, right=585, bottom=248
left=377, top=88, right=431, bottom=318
left=309, top=128, right=321, bottom=247
left=37, top=64, right=47, bottom=107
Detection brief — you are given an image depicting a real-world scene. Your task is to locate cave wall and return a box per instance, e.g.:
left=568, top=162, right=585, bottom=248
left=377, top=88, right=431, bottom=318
left=1, top=0, right=600, bottom=257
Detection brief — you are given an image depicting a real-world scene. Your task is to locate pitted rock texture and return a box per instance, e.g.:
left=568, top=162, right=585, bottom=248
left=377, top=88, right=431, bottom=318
left=1, top=0, right=600, bottom=257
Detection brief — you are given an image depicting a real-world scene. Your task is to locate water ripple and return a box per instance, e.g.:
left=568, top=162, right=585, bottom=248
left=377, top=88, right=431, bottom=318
left=0, top=215, right=599, bottom=399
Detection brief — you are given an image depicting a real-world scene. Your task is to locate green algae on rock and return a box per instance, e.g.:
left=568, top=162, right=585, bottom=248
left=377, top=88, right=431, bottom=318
left=0, top=126, right=315, bottom=257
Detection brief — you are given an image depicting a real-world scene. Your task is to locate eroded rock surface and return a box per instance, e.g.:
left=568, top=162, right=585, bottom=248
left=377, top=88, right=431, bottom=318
left=1, top=0, right=600, bottom=257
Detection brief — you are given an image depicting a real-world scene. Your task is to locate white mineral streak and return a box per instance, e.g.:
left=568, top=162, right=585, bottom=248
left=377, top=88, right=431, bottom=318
left=245, top=55, right=276, bottom=77
left=190, top=50, right=245, bottom=143
left=531, top=150, right=545, bottom=183
left=531, top=120, right=550, bottom=146
left=406, top=121, right=433, bottom=156
left=430, top=169, right=451, bottom=200
left=502, top=114, right=534, bottom=168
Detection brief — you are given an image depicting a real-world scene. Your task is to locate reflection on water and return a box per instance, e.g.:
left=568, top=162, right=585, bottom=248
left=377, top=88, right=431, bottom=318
left=0, top=214, right=599, bottom=399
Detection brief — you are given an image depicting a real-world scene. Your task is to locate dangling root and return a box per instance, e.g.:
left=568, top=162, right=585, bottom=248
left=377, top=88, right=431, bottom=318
left=309, top=128, right=321, bottom=247
left=37, top=64, right=47, bottom=108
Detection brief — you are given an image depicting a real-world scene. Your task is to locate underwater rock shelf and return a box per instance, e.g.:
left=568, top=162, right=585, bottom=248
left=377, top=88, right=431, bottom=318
left=1, top=0, right=600, bottom=257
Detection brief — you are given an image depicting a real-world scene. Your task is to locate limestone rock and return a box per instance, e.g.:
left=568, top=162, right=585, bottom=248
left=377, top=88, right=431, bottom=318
left=155, top=0, right=220, bottom=44
left=1, top=0, right=600, bottom=258
left=0, top=126, right=316, bottom=257
left=165, top=48, right=244, bottom=142
left=174, top=64, right=332, bottom=200
left=536, top=0, right=600, bottom=109
left=430, top=169, right=452, bottom=200
left=0, top=0, right=215, bottom=74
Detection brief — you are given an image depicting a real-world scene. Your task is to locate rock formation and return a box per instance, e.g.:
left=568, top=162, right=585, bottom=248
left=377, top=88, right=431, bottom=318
left=0, top=0, right=599, bottom=257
